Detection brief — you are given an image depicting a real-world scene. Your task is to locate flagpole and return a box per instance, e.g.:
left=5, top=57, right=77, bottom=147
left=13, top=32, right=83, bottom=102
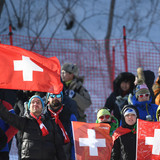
left=123, top=26, right=128, bottom=72
left=9, top=24, right=13, bottom=45
left=112, top=46, right=115, bottom=91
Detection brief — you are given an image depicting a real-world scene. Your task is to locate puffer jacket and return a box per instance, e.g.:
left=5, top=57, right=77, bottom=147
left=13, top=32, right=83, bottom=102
left=131, top=95, right=158, bottom=121
left=111, top=131, right=136, bottom=160
left=0, top=102, right=66, bottom=160
left=111, top=105, right=139, bottom=160
left=44, top=105, right=77, bottom=160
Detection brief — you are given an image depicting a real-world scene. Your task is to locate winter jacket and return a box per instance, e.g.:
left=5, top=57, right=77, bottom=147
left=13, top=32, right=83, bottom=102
left=63, top=95, right=79, bottom=120
left=111, top=131, right=136, bottom=160
left=111, top=105, right=139, bottom=160
left=44, top=105, right=77, bottom=160
left=0, top=127, right=7, bottom=150
left=63, top=77, right=92, bottom=122
left=131, top=95, right=158, bottom=121
left=104, top=72, right=135, bottom=123
left=0, top=101, right=66, bottom=160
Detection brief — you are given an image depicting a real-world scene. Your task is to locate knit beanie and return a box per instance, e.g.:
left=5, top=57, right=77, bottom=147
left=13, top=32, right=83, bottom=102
left=123, top=108, right=137, bottom=117
left=121, top=105, right=139, bottom=129
left=97, top=109, right=111, bottom=121
left=135, top=79, right=150, bottom=98
left=61, top=63, right=79, bottom=77
left=28, top=95, right=44, bottom=110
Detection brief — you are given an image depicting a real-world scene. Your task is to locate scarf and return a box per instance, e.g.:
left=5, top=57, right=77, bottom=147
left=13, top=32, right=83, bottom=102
left=112, top=125, right=136, bottom=144
left=49, top=106, right=70, bottom=143
left=30, top=113, right=49, bottom=136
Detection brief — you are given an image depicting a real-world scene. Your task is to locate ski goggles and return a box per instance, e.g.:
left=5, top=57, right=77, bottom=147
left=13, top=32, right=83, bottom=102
left=98, top=115, right=110, bottom=120
left=49, top=94, right=62, bottom=98
left=138, top=93, right=150, bottom=98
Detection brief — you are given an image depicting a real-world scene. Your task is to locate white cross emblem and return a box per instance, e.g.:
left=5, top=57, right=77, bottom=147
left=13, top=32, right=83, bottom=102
left=14, top=56, right=43, bottom=81
left=79, top=129, right=106, bottom=156
left=145, top=129, right=160, bottom=155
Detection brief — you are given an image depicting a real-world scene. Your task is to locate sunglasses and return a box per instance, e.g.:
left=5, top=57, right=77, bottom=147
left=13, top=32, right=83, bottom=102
left=99, top=115, right=110, bottom=120
left=49, top=94, right=62, bottom=98
left=138, top=94, right=150, bottom=98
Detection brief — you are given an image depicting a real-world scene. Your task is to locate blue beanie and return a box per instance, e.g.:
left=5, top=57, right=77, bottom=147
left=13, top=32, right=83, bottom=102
left=28, top=95, right=44, bottom=110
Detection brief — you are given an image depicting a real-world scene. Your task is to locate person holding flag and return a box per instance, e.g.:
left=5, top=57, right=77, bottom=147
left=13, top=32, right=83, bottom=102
left=96, top=108, right=119, bottom=136
left=0, top=95, right=66, bottom=160
left=111, top=105, right=139, bottom=160
left=45, top=91, right=77, bottom=160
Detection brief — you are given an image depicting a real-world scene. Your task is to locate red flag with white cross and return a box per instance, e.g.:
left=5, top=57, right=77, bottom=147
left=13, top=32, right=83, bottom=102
left=137, top=119, right=160, bottom=160
left=72, top=121, right=112, bottom=160
left=0, top=44, right=63, bottom=94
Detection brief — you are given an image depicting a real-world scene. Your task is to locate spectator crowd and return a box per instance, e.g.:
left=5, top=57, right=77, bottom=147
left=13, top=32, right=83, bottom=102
left=0, top=63, right=160, bottom=160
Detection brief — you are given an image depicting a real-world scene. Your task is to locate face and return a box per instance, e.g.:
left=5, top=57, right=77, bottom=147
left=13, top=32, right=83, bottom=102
left=137, top=93, right=150, bottom=102
left=98, top=115, right=111, bottom=123
left=29, top=98, right=43, bottom=117
left=120, top=81, right=130, bottom=92
left=61, top=70, right=74, bottom=82
left=48, top=94, right=62, bottom=109
left=124, top=114, right=137, bottom=126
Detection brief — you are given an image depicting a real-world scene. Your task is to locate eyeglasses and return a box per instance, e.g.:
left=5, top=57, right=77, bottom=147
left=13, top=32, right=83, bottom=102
left=138, top=94, right=150, bottom=98
left=99, top=115, right=110, bottom=121
left=49, top=94, right=62, bottom=98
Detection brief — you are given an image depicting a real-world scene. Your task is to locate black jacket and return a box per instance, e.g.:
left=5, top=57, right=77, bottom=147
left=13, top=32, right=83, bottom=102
left=111, top=132, right=136, bottom=160
left=0, top=102, right=66, bottom=160
left=0, top=127, right=7, bottom=150
left=104, top=72, right=135, bottom=123
left=111, top=105, right=139, bottom=160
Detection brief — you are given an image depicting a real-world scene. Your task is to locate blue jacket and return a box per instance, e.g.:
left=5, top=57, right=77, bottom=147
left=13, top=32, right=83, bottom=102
left=131, top=95, right=158, bottom=121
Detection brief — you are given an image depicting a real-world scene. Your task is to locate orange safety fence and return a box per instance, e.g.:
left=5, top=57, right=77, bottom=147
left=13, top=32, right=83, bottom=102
left=0, top=34, right=160, bottom=123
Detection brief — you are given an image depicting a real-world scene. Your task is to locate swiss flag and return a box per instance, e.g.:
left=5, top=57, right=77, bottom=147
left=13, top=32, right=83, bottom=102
left=0, top=44, right=63, bottom=94
left=137, top=119, right=160, bottom=160
left=72, top=121, right=112, bottom=160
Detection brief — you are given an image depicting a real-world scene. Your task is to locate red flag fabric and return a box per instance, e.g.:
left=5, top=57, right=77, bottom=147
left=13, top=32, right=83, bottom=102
left=137, top=119, right=160, bottom=160
left=72, top=121, right=112, bottom=160
left=0, top=44, right=63, bottom=94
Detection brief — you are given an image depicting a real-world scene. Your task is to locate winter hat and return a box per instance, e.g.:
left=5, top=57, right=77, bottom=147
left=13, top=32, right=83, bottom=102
left=123, top=108, right=137, bottom=117
left=61, top=63, right=79, bottom=77
left=28, top=95, right=44, bottom=110
left=97, top=109, right=111, bottom=120
left=121, top=105, right=139, bottom=129
left=135, top=79, right=150, bottom=98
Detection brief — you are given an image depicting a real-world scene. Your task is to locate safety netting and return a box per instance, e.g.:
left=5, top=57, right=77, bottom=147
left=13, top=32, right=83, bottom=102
left=1, top=34, right=160, bottom=123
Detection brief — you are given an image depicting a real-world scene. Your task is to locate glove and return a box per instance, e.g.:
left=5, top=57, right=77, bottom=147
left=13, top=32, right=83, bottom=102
left=69, top=90, right=75, bottom=98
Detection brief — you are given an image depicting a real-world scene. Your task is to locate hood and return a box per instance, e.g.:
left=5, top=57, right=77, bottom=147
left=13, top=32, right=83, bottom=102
left=121, top=104, right=139, bottom=129
left=113, top=72, right=135, bottom=95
